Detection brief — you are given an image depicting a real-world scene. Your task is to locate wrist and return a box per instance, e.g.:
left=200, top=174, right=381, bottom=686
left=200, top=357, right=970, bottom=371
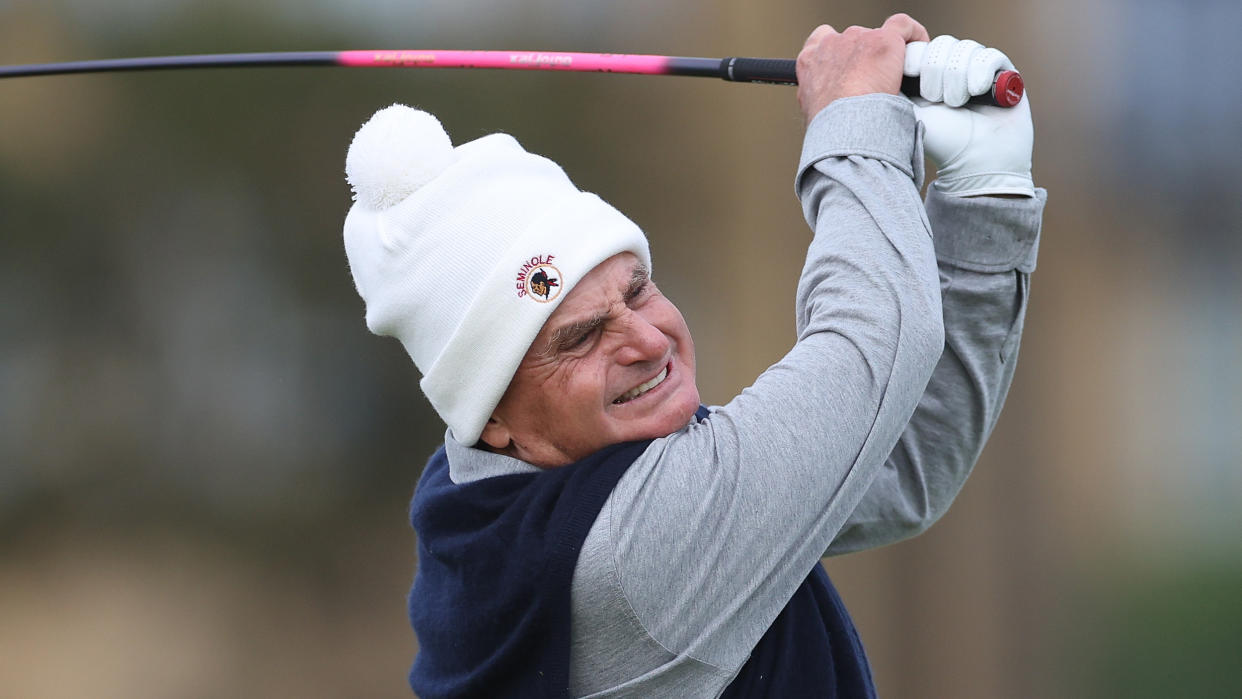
left=931, top=171, right=1034, bottom=198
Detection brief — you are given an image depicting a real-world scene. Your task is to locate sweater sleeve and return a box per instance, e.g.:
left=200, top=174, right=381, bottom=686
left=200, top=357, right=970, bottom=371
left=824, top=185, right=1047, bottom=555
left=569, top=94, right=944, bottom=686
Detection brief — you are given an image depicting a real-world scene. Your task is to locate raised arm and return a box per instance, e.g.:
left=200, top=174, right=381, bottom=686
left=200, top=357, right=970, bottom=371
left=828, top=186, right=1045, bottom=554
left=827, top=36, right=1047, bottom=553
left=570, top=16, right=948, bottom=687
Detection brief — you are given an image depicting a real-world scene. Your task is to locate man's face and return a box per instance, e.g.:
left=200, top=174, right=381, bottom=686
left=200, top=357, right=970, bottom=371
left=480, top=253, right=699, bottom=467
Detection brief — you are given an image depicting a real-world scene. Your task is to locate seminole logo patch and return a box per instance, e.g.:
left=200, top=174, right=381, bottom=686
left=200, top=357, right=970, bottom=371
left=514, top=254, right=562, bottom=302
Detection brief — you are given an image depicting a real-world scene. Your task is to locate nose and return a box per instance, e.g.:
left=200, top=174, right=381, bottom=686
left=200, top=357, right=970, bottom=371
left=614, top=307, right=670, bottom=365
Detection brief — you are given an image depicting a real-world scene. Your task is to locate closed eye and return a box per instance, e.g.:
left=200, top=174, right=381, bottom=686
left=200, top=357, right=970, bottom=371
left=548, top=315, right=606, bottom=355
left=624, top=274, right=650, bottom=305
left=566, top=328, right=595, bottom=349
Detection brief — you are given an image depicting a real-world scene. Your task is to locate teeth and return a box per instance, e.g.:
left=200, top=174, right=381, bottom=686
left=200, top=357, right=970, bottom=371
left=614, top=367, right=668, bottom=404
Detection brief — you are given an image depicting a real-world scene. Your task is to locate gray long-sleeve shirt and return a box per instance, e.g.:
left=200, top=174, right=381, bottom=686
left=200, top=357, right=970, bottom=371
left=440, top=94, right=1046, bottom=698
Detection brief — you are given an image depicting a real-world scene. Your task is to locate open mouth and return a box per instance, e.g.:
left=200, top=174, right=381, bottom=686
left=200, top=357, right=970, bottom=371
left=613, top=365, right=669, bottom=405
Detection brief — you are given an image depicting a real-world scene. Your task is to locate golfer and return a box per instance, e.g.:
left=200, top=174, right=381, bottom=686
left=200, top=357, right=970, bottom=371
left=342, top=13, right=1044, bottom=698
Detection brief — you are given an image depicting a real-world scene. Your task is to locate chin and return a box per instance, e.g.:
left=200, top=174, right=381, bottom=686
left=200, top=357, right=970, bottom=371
left=645, top=388, right=702, bottom=439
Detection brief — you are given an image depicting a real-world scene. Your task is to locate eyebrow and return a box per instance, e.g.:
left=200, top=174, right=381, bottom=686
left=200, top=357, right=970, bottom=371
left=542, top=264, right=651, bottom=356
left=624, top=263, right=650, bottom=300
left=546, top=313, right=608, bottom=355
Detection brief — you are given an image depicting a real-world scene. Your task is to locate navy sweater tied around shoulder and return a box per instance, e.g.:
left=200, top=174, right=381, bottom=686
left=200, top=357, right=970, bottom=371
left=408, top=407, right=876, bottom=698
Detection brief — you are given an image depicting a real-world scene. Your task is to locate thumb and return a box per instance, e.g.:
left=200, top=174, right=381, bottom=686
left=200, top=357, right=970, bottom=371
left=909, top=99, right=970, bottom=169
left=904, top=41, right=927, bottom=77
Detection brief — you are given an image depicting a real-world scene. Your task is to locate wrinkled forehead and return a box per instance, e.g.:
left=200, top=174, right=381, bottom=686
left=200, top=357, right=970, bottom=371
left=527, top=253, right=644, bottom=343
left=554, top=253, right=644, bottom=312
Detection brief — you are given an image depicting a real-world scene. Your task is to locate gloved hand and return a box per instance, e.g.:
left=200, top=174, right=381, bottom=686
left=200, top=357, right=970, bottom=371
left=904, top=35, right=1035, bottom=197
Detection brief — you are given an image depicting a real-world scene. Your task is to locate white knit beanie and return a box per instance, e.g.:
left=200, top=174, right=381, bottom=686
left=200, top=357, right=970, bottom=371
left=342, top=104, right=651, bottom=446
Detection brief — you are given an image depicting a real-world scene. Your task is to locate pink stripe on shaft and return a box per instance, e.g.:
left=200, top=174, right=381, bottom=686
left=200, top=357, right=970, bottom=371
left=338, top=50, right=671, bottom=75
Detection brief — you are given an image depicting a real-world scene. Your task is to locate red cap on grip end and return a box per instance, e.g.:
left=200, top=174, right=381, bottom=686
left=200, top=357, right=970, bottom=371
left=993, top=70, right=1024, bottom=107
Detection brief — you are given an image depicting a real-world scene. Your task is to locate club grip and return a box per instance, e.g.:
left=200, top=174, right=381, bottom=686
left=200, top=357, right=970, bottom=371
left=719, top=57, right=798, bottom=85
left=720, top=57, right=1023, bottom=107
left=900, top=70, right=1024, bottom=107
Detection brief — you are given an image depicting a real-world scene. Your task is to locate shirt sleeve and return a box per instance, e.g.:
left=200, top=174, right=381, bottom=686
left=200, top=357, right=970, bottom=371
left=825, top=185, right=1047, bottom=555
left=574, top=94, right=945, bottom=676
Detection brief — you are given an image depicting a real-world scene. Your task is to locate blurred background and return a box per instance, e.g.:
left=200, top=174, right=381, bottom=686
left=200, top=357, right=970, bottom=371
left=2, top=0, right=1240, bottom=697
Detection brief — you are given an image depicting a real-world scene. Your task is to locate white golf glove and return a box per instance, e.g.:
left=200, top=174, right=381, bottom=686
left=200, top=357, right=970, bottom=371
left=905, top=35, right=1035, bottom=197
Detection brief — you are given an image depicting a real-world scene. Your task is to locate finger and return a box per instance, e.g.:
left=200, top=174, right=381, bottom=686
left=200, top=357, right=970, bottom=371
left=943, top=38, right=982, bottom=107
left=797, top=24, right=838, bottom=74
left=904, top=41, right=927, bottom=77
left=919, top=34, right=957, bottom=102
left=807, top=23, right=837, bottom=44
left=967, top=47, right=1015, bottom=96
left=882, top=13, right=930, bottom=43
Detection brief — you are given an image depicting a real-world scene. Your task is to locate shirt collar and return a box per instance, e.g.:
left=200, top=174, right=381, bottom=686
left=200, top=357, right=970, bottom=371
left=445, top=428, right=541, bottom=485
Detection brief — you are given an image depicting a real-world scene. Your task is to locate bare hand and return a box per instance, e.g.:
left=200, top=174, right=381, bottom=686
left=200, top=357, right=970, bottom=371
left=796, top=13, right=930, bottom=123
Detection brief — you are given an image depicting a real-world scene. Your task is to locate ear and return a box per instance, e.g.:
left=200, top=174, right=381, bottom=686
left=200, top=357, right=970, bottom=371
left=478, top=415, right=512, bottom=451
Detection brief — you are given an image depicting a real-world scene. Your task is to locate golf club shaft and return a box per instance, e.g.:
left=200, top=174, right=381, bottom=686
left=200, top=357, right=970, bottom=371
left=0, top=50, right=1024, bottom=107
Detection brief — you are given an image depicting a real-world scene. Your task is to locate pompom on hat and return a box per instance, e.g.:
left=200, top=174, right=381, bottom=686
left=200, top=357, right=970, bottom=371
left=343, top=104, right=651, bottom=446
